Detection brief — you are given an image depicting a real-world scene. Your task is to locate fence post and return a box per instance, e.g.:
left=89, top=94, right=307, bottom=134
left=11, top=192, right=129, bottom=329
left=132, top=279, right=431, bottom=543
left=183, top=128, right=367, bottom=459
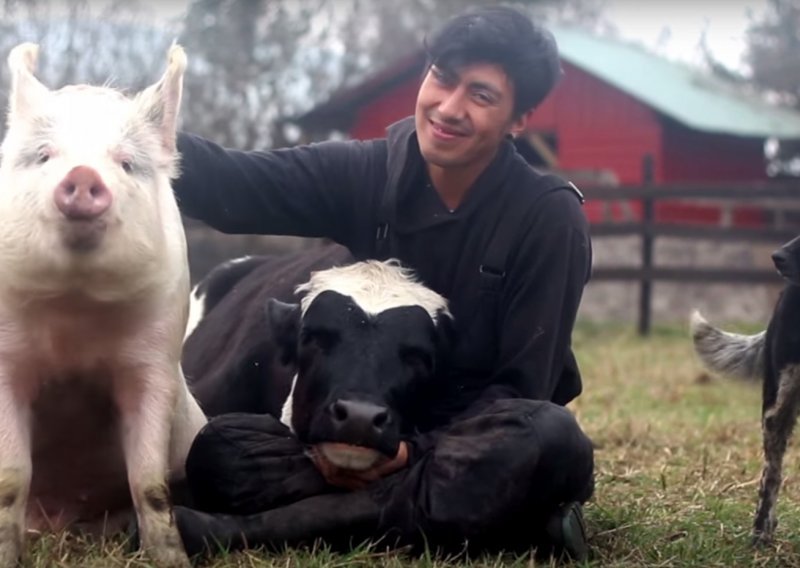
left=638, top=155, right=655, bottom=336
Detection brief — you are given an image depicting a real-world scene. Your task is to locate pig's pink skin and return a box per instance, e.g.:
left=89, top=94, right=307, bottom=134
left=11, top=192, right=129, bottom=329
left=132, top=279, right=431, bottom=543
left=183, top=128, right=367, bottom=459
left=0, top=43, right=206, bottom=568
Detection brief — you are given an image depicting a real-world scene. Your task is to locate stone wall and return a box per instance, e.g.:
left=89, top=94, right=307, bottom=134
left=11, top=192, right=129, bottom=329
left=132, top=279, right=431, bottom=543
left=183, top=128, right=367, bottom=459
left=578, top=235, right=784, bottom=326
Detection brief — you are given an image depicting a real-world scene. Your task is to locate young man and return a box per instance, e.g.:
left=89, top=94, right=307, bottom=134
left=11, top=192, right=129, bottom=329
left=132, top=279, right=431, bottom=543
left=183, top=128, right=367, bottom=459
left=170, top=6, right=595, bottom=561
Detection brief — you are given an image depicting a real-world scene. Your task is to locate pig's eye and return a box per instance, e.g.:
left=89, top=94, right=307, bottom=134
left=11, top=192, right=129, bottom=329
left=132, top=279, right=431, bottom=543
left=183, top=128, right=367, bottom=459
left=36, top=151, right=50, bottom=165
left=120, top=160, right=133, bottom=174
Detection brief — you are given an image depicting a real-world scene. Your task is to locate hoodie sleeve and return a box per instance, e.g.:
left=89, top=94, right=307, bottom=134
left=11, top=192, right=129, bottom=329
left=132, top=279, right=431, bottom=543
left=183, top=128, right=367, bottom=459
left=173, top=132, right=379, bottom=246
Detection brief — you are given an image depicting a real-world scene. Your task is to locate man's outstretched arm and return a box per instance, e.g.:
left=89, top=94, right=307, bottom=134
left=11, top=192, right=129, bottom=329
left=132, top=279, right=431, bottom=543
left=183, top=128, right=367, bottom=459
left=174, top=132, right=378, bottom=244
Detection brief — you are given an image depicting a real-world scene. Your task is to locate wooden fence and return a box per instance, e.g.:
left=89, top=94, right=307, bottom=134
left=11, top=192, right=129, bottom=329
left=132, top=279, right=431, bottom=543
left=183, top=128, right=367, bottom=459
left=584, top=158, right=800, bottom=335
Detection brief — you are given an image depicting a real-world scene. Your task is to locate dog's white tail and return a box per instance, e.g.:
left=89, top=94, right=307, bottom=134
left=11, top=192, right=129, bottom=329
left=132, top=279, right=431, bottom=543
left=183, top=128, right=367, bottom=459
left=690, top=310, right=765, bottom=381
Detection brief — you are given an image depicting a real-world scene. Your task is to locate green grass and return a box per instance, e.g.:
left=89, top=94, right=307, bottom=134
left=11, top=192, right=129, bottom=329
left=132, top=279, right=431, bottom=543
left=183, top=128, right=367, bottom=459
left=24, top=321, right=800, bottom=566
left=569, top=322, right=800, bottom=567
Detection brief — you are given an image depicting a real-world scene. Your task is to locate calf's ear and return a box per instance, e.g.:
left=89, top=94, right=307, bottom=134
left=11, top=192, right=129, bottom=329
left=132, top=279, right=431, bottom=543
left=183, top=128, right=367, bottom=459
left=265, top=298, right=301, bottom=365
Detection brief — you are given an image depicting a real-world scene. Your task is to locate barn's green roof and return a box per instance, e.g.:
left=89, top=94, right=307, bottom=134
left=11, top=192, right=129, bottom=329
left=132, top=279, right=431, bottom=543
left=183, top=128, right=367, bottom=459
left=552, top=25, right=800, bottom=139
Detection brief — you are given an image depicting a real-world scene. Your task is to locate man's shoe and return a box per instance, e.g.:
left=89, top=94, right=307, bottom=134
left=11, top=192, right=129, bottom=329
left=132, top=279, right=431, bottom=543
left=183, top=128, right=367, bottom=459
left=544, top=501, right=589, bottom=562
left=173, top=505, right=246, bottom=558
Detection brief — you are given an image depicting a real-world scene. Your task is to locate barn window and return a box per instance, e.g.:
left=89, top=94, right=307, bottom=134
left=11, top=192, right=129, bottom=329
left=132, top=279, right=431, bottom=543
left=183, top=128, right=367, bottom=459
left=514, top=131, right=559, bottom=168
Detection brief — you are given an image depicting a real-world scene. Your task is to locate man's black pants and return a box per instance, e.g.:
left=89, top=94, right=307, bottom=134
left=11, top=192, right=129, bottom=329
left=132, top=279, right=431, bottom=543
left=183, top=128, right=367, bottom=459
left=174, top=399, right=594, bottom=557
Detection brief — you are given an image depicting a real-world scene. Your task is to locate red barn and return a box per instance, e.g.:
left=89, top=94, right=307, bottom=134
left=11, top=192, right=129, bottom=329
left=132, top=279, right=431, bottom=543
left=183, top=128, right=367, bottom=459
left=294, top=26, right=800, bottom=226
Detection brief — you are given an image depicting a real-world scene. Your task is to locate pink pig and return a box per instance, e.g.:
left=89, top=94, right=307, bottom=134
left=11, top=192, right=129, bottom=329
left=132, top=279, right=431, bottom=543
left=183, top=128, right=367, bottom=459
left=0, top=43, right=207, bottom=567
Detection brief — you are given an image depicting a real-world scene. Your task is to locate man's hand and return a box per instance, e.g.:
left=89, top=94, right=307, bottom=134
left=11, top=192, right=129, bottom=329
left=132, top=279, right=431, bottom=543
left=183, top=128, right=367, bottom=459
left=311, top=441, right=409, bottom=491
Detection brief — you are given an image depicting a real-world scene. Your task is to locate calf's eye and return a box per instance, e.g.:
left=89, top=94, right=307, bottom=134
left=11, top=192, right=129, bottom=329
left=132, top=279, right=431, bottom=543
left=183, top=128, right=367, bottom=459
left=301, top=328, right=338, bottom=351
left=401, top=348, right=433, bottom=373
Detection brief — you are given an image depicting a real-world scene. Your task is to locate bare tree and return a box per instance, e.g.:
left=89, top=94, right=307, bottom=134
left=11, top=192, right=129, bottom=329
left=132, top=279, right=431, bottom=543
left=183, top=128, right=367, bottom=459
left=745, top=0, right=800, bottom=109
left=0, top=1, right=176, bottom=138
left=179, top=0, right=320, bottom=149
left=744, top=0, right=800, bottom=177
left=336, top=0, right=613, bottom=86
left=695, top=0, right=800, bottom=177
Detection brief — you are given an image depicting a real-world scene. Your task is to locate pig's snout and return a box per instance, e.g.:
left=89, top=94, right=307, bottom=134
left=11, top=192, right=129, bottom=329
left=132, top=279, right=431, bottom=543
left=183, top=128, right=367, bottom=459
left=54, top=166, right=112, bottom=220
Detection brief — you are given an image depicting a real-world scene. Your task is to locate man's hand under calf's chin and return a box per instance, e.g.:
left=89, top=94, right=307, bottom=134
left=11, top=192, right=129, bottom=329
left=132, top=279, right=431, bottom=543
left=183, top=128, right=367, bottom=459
left=310, top=441, right=409, bottom=491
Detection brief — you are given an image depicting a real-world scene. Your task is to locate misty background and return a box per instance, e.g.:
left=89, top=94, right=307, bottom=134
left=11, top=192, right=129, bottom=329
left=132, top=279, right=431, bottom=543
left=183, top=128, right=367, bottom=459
left=1, top=1, right=796, bottom=149
left=0, top=0, right=798, bottom=286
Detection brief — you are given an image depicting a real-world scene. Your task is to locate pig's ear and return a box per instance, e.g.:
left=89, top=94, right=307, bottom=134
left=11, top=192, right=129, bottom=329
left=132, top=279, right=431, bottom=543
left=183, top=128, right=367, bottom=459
left=7, top=43, right=49, bottom=121
left=137, top=42, right=186, bottom=153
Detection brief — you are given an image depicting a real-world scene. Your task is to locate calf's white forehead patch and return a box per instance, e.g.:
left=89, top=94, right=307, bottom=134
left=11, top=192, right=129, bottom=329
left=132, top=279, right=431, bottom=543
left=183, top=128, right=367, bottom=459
left=295, top=260, right=451, bottom=323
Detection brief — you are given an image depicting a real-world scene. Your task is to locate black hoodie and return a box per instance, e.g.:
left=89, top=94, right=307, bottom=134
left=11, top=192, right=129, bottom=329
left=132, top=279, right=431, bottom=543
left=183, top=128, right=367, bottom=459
left=174, top=117, right=591, bottom=428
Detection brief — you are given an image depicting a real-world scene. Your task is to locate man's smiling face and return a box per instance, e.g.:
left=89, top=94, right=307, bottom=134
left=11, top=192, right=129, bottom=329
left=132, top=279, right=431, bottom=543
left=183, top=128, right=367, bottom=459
left=414, top=61, right=526, bottom=173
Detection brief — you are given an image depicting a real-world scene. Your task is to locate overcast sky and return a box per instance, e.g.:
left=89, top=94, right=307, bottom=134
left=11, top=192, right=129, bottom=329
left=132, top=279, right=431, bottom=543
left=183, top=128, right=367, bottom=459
left=604, top=0, right=764, bottom=70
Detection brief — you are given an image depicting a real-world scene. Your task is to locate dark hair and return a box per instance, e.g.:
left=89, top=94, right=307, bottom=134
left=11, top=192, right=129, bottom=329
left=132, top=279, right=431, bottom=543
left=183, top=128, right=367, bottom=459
left=424, top=6, right=562, bottom=116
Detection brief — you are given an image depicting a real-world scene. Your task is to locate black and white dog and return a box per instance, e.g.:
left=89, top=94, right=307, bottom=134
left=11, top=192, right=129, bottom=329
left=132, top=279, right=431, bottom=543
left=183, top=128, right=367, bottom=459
left=691, top=234, right=800, bottom=544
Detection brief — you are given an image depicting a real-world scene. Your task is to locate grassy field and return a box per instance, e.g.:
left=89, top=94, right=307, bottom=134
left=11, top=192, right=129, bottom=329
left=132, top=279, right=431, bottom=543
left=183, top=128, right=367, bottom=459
left=23, top=320, right=800, bottom=567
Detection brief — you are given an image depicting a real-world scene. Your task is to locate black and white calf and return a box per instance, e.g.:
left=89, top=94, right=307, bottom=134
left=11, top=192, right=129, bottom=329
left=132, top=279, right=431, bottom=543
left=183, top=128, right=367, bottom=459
left=177, top=245, right=594, bottom=559
left=692, top=234, right=800, bottom=545
left=182, top=243, right=453, bottom=470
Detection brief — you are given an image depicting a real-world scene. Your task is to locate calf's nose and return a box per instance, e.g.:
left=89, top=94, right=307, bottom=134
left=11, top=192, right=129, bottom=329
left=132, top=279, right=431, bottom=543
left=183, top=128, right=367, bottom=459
left=54, top=166, right=112, bottom=220
left=329, top=399, right=391, bottom=443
